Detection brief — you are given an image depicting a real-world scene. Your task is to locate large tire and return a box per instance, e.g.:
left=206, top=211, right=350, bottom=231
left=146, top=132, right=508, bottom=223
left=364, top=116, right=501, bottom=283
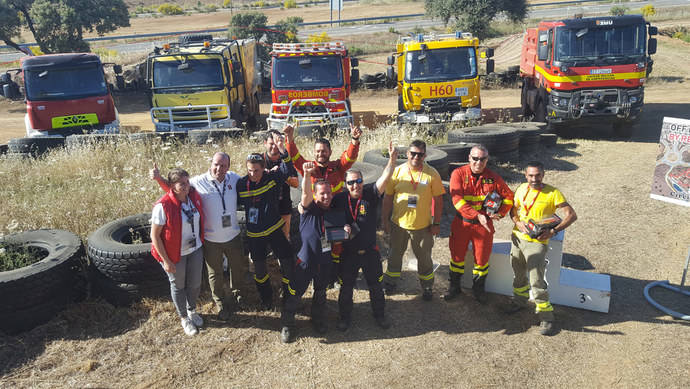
left=0, top=292, right=73, bottom=334
left=502, top=122, right=544, bottom=151
left=534, top=98, right=546, bottom=123
left=0, top=230, right=84, bottom=333
left=87, top=214, right=166, bottom=284
left=434, top=142, right=477, bottom=163
left=540, top=133, right=558, bottom=147
left=65, top=134, right=128, bottom=148
left=8, top=136, right=65, bottom=157
left=363, top=146, right=449, bottom=179
left=520, top=81, right=532, bottom=118
left=447, top=125, right=520, bottom=155
left=188, top=128, right=244, bottom=145
left=91, top=267, right=168, bottom=307
left=0, top=143, right=7, bottom=155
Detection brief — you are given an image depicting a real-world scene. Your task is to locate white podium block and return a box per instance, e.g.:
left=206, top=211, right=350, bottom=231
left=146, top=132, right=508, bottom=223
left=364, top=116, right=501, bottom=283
left=457, top=230, right=611, bottom=313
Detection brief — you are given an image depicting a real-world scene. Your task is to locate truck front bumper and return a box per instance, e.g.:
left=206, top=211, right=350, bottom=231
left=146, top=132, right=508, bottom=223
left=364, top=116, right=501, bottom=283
left=266, top=98, right=353, bottom=131
left=547, top=87, right=644, bottom=124
left=150, top=104, right=236, bottom=132
left=398, top=107, right=481, bottom=124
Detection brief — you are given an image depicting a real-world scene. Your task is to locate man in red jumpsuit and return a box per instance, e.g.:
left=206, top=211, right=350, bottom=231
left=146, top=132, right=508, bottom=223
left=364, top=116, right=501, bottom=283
left=447, top=144, right=514, bottom=303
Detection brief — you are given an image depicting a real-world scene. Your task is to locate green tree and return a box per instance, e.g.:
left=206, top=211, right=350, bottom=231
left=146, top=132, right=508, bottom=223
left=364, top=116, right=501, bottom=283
left=228, top=12, right=268, bottom=40
left=424, top=0, right=527, bottom=39
left=0, top=0, right=129, bottom=54
left=228, top=12, right=303, bottom=61
left=609, top=5, right=628, bottom=16
left=274, top=16, right=303, bottom=43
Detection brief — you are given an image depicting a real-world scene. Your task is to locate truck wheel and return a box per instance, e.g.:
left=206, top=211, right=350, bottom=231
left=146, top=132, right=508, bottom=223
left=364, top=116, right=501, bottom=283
left=534, top=99, right=546, bottom=123
left=8, top=136, right=65, bottom=157
left=521, top=81, right=532, bottom=118
left=0, top=144, right=7, bottom=155
left=447, top=125, right=520, bottom=155
left=398, top=96, right=405, bottom=114
left=88, top=214, right=166, bottom=284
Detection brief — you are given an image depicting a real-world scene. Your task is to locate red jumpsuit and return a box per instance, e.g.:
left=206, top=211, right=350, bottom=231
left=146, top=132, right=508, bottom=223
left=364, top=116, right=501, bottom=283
left=449, top=164, right=514, bottom=284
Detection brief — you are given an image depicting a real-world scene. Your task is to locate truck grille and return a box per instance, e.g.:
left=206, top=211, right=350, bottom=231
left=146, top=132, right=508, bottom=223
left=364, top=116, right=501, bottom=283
left=290, top=104, right=328, bottom=114
left=420, top=97, right=463, bottom=113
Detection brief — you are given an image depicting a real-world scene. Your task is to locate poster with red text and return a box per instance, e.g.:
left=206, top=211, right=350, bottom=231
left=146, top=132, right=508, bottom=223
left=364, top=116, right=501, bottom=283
left=651, top=117, right=690, bottom=207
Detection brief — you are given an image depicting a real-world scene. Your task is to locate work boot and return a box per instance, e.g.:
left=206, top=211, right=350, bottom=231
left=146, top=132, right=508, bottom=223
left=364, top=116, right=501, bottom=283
left=374, top=315, right=391, bottom=330
left=539, top=320, right=557, bottom=336
left=422, top=287, right=433, bottom=301
left=336, top=316, right=351, bottom=332
left=472, top=276, right=488, bottom=304
left=499, top=299, right=525, bottom=314
left=443, top=273, right=462, bottom=301
left=280, top=326, right=295, bottom=343
left=312, top=319, right=328, bottom=334
left=256, top=280, right=273, bottom=310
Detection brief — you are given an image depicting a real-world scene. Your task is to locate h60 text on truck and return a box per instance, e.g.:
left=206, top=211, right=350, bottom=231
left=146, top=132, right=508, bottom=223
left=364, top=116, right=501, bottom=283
left=388, top=32, right=494, bottom=125
left=519, top=15, right=657, bottom=136
left=145, top=34, right=261, bottom=132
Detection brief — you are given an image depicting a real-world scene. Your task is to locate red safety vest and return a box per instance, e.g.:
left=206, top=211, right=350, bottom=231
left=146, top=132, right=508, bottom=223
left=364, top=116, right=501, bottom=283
left=151, top=188, right=205, bottom=264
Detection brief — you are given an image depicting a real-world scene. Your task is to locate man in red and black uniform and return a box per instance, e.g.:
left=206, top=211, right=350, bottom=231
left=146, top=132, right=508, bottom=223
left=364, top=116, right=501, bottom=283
left=237, top=131, right=296, bottom=310
left=447, top=144, right=514, bottom=303
left=284, top=123, right=361, bottom=283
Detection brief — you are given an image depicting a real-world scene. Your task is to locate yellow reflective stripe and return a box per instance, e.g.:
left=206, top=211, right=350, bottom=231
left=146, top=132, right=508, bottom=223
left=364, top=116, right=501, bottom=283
left=344, top=153, right=355, bottom=163
left=418, top=272, right=435, bottom=281
left=536, top=301, right=554, bottom=312
left=331, top=252, right=340, bottom=259
left=471, top=204, right=482, bottom=210
left=454, top=199, right=466, bottom=211
left=514, top=285, right=530, bottom=293
left=475, top=263, right=489, bottom=270
left=449, top=261, right=465, bottom=274
left=246, top=219, right=285, bottom=238
left=291, top=152, right=301, bottom=162
left=281, top=277, right=289, bottom=284
left=463, top=195, right=485, bottom=202
left=385, top=271, right=401, bottom=278
left=332, top=181, right=344, bottom=192
left=514, top=285, right=530, bottom=297
left=282, top=156, right=291, bottom=163
left=254, top=273, right=270, bottom=283
left=332, top=259, right=340, bottom=264
left=472, top=264, right=489, bottom=277
left=377, top=275, right=383, bottom=282
left=503, top=199, right=513, bottom=205
left=238, top=180, right=277, bottom=198
left=535, top=64, right=645, bottom=83
left=288, top=284, right=296, bottom=295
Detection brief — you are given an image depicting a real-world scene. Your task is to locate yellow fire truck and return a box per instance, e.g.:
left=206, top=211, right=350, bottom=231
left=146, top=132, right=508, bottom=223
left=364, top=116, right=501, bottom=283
left=387, top=32, right=494, bottom=124
left=145, top=34, right=261, bottom=132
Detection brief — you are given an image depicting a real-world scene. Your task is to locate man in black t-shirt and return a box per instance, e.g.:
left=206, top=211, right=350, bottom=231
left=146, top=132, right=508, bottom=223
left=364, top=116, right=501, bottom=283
left=280, top=162, right=344, bottom=343
left=331, top=142, right=397, bottom=331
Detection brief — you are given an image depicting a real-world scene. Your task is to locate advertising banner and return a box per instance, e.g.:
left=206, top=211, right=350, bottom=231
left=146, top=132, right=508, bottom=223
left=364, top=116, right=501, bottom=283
left=650, top=117, right=690, bottom=207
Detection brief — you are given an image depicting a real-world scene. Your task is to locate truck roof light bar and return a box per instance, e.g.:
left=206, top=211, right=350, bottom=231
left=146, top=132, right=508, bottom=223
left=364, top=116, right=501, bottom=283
left=271, top=42, right=347, bottom=55
left=400, top=32, right=474, bottom=44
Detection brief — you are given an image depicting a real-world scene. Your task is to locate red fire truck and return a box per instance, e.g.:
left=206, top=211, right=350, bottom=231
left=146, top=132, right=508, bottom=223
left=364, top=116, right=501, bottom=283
left=2, top=53, right=121, bottom=137
left=519, top=15, right=657, bottom=136
left=267, top=42, right=358, bottom=135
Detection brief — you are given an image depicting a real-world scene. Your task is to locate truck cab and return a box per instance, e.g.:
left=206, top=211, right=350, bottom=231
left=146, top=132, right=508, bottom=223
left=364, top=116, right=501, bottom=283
left=145, top=34, right=261, bottom=132
left=520, top=15, right=657, bottom=133
left=267, top=42, right=357, bottom=132
left=389, top=32, right=494, bottom=124
left=4, top=53, right=120, bottom=137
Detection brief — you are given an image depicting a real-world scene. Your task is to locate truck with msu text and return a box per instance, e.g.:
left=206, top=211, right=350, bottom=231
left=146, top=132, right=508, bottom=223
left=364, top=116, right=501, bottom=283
left=145, top=34, right=261, bottom=132
left=267, top=41, right=359, bottom=135
left=519, top=15, right=657, bottom=136
left=1, top=53, right=121, bottom=138
left=387, top=32, right=494, bottom=125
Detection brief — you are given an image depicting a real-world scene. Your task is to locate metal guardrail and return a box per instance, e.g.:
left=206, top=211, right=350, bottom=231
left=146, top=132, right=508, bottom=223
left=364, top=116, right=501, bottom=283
left=0, top=0, right=612, bottom=50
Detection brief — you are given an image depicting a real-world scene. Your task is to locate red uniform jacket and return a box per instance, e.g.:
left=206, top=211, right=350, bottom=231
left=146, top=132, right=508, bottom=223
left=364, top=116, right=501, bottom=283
left=151, top=188, right=205, bottom=264
left=287, top=140, right=359, bottom=194
left=450, top=164, right=514, bottom=220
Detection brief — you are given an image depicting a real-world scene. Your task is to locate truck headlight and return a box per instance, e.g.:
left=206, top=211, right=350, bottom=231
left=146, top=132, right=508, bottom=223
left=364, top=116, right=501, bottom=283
left=629, top=95, right=639, bottom=104
left=552, top=96, right=569, bottom=107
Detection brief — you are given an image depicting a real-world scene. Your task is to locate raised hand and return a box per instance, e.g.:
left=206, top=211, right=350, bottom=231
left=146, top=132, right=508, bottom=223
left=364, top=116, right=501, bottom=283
left=150, top=162, right=161, bottom=180
left=388, top=141, right=397, bottom=161
left=350, top=124, right=362, bottom=141
left=303, top=161, right=316, bottom=176
left=283, top=124, right=294, bottom=141
left=273, top=131, right=286, bottom=154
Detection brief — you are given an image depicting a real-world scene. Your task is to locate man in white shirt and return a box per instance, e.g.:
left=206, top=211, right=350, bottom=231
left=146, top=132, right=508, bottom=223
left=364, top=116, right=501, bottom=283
left=152, top=152, right=247, bottom=321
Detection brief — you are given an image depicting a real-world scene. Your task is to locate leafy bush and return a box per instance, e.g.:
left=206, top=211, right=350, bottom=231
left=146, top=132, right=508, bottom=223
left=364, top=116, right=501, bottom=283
left=158, top=3, right=184, bottom=15
left=223, top=0, right=232, bottom=7
left=610, top=6, right=628, bottom=16
left=641, top=5, right=656, bottom=18
left=284, top=0, right=297, bottom=8
left=306, top=32, right=332, bottom=43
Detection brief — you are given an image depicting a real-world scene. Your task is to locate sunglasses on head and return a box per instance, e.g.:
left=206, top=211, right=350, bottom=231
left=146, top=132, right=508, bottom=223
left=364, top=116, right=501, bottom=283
left=409, top=151, right=425, bottom=158
left=470, top=156, right=488, bottom=162
left=246, top=153, right=264, bottom=162
left=346, top=177, right=363, bottom=185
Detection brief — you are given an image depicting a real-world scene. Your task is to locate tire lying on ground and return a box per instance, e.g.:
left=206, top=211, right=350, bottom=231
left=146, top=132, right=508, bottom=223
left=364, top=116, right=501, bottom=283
left=90, top=266, right=168, bottom=307
left=502, top=122, right=545, bottom=151
left=363, top=145, right=449, bottom=179
left=65, top=134, right=128, bottom=148
left=0, top=143, right=8, bottom=155
left=188, top=128, right=245, bottom=145
left=434, top=142, right=477, bottom=163
left=8, top=136, right=65, bottom=157
left=447, top=125, right=520, bottom=155
left=0, top=229, right=85, bottom=334
left=88, top=213, right=166, bottom=285
left=540, top=133, right=558, bottom=147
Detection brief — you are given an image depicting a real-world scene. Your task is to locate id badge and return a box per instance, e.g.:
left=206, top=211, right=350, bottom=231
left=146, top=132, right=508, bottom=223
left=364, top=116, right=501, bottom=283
left=222, top=214, right=232, bottom=228
left=407, top=195, right=418, bottom=208
left=321, top=235, right=331, bottom=252
left=248, top=207, right=259, bottom=225
left=186, top=236, right=197, bottom=250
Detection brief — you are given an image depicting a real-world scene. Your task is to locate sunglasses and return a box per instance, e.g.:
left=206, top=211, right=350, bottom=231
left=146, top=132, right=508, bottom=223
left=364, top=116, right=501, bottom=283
left=346, top=177, right=363, bottom=185
left=409, top=151, right=425, bottom=158
left=246, top=153, right=264, bottom=162
left=470, top=156, right=488, bottom=162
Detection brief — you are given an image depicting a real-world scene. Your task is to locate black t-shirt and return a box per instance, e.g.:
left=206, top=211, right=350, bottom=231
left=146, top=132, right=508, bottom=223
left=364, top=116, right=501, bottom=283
left=298, top=202, right=331, bottom=265
left=265, top=152, right=297, bottom=203
left=331, top=183, right=381, bottom=252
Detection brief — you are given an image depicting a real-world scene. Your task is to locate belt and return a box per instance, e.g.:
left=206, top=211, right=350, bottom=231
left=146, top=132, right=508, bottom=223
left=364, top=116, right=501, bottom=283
left=456, top=213, right=479, bottom=224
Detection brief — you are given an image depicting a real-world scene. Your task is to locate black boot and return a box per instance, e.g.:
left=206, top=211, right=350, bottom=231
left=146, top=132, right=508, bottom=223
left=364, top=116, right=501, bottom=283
left=311, top=289, right=328, bottom=334
left=444, top=272, right=463, bottom=301
left=256, top=280, right=273, bottom=310
left=472, top=274, right=488, bottom=304
left=336, top=315, right=351, bottom=332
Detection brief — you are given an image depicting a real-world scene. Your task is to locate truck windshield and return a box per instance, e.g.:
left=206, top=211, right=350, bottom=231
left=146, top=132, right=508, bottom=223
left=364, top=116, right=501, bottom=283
left=405, top=47, right=477, bottom=82
left=555, top=24, right=646, bottom=61
left=272, top=56, right=343, bottom=89
left=25, top=64, right=107, bottom=101
left=153, top=57, right=224, bottom=89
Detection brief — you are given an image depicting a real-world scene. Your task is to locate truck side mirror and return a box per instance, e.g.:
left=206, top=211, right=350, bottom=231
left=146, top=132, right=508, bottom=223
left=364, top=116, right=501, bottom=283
left=350, top=58, right=358, bottom=67
left=386, top=66, right=395, bottom=81
left=648, top=38, right=657, bottom=55
left=486, top=59, right=495, bottom=75
left=113, top=65, right=123, bottom=74
left=648, top=26, right=658, bottom=36
left=485, top=48, right=494, bottom=58
left=387, top=55, right=395, bottom=66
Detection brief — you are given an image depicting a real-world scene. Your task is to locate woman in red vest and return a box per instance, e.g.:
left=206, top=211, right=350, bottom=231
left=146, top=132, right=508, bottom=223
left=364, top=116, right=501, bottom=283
left=151, top=168, right=206, bottom=336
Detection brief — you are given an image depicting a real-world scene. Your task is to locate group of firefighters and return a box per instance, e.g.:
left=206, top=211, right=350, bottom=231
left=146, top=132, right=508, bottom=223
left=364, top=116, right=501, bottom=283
left=149, top=123, right=577, bottom=342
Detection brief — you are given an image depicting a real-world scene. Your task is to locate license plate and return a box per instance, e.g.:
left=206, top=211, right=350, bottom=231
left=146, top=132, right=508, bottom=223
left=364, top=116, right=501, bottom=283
left=51, top=113, right=99, bottom=129
left=455, top=87, right=468, bottom=97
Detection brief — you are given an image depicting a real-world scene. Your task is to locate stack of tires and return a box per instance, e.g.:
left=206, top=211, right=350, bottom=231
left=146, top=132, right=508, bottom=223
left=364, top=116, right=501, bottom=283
left=0, top=230, right=85, bottom=334
left=87, top=214, right=168, bottom=306
left=447, top=124, right=520, bottom=162
left=7, top=136, right=65, bottom=158
left=65, top=134, right=128, bottom=149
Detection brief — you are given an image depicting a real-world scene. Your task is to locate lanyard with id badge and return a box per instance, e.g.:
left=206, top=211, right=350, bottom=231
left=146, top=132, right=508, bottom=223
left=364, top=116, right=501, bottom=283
left=246, top=180, right=260, bottom=225
left=320, top=215, right=331, bottom=253
left=407, top=168, right=425, bottom=209
left=180, top=199, right=198, bottom=250
left=212, top=179, right=233, bottom=228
